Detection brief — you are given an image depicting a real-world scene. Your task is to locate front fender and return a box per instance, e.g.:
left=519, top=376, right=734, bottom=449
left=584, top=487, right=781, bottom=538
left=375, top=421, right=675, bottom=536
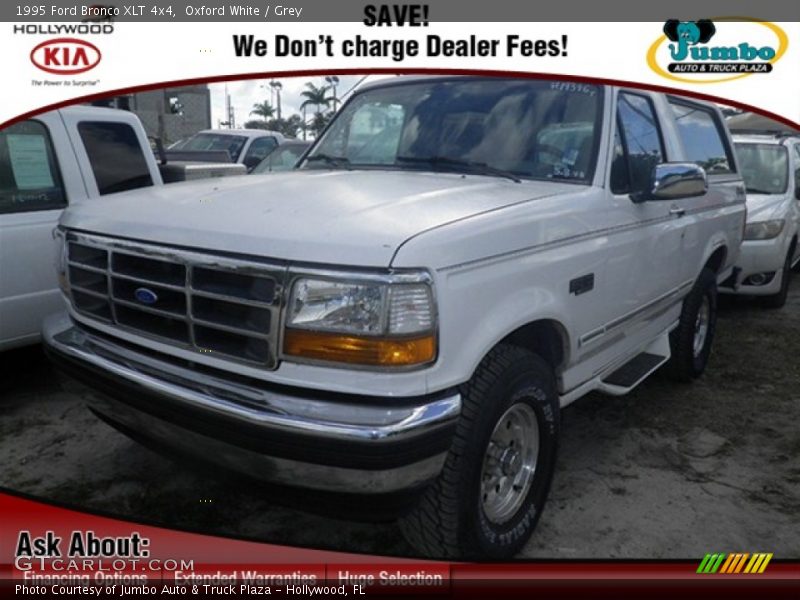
left=431, top=263, right=573, bottom=392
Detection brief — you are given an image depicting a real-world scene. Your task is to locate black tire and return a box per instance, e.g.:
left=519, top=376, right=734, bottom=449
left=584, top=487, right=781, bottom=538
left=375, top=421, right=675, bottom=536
left=666, top=268, right=718, bottom=382
left=762, top=248, right=793, bottom=309
left=398, top=345, right=560, bottom=559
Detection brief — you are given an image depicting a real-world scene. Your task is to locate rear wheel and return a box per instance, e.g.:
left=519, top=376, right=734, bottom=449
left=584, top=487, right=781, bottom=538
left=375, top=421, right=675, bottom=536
left=666, top=268, right=718, bottom=382
left=399, top=345, right=559, bottom=559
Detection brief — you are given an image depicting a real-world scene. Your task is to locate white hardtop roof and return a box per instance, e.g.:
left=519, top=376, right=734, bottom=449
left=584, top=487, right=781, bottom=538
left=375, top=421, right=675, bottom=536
left=196, top=128, right=285, bottom=140
left=60, top=105, right=137, bottom=119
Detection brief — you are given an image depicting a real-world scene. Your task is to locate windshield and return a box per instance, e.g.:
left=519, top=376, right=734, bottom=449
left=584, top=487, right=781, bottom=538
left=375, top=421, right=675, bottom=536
left=735, top=142, right=788, bottom=195
left=303, top=78, right=603, bottom=184
left=252, top=144, right=308, bottom=174
left=179, top=133, right=248, bottom=162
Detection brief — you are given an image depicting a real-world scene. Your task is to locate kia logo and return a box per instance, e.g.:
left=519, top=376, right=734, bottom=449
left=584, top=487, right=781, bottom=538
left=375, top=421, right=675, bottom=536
left=30, top=38, right=101, bottom=75
left=134, top=287, right=159, bottom=305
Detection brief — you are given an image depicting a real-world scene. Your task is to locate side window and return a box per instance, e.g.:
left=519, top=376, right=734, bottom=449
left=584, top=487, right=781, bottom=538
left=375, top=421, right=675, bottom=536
left=795, top=145, right=800, bottom=195
left=668, top=100, right=734, bottom=174
left=0, top=119, right=67, bottom=214
left=244, top=137, right=278, bottom=166
left=78, top=121, right=153, bottom=195
left=610, top=121, right=630, bottom=194
left=615, top=93, right=664, bottom=195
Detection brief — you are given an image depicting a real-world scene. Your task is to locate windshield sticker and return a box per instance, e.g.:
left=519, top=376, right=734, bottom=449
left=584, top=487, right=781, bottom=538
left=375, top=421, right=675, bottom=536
left=550, top=82, right=597, bottom=96
left=7, top=134, right=55, bottom=189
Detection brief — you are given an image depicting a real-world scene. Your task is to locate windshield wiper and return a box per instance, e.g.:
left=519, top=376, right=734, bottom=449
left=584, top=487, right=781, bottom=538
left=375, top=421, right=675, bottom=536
left=396, top=156, right=522, bottom=183
left=745, top=187, right=777, bottom=195
left=305, top=153, right=351, bottom=169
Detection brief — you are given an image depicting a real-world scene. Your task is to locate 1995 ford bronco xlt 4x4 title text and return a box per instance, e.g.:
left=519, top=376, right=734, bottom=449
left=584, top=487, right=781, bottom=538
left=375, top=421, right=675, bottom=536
left=43, top=76, right=746, bottom=558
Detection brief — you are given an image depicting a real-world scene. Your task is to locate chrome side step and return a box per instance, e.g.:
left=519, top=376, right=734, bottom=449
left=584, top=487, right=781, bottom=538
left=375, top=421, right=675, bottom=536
left=596, top=334, right=671, bottom=396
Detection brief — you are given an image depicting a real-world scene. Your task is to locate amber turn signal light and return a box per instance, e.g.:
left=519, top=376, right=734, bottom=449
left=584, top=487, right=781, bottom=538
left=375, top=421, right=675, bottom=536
left=283, top=329, right=436, bottom=367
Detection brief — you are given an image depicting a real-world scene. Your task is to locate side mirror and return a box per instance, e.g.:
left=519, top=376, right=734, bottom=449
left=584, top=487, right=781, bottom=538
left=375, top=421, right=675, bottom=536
left=633, top=162, right=708, bottom=203
left=243, top=156, right=261, bottom=172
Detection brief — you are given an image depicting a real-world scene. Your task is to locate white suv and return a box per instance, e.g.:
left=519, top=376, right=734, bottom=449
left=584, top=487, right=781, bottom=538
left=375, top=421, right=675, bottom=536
left=724, top=133, right=800, bottom=307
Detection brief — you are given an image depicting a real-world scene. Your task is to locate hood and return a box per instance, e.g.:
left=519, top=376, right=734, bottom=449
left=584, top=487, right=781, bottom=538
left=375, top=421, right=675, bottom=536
left=746, top=193, right=788, bottom=223
left=61, top=170, right=576, bottom=268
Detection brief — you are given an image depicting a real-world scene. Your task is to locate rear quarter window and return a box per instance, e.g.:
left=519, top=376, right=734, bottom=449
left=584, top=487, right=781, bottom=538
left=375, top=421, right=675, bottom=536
left=0, top=119, right=67, bottom=214
left=78, top=121, right=153, bottom=195
left=668, top=100, right=735, bottom=175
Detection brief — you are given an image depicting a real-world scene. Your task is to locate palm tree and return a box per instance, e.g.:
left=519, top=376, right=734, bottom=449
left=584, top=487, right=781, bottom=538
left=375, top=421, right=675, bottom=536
left=309, top=111, right=333, bottom=138
left=299, top=82, right=331, bottom=118
left=250, top=101, right=275, bottom=119
left=278, top=114, right=304, bottom=138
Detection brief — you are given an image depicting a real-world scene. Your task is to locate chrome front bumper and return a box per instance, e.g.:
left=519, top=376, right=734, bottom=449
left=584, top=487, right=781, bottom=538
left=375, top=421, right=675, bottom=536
left=42, top=312, right=461, bottom=494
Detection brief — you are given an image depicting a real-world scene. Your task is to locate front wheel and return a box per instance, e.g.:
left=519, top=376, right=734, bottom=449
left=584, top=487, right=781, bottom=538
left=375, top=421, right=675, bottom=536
left=665, top=268, right=718, bottom=382
left=399, top=345, right=560, bottom=559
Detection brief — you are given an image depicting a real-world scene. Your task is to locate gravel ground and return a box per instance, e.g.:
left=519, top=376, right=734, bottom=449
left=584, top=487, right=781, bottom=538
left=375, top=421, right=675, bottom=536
left=1, top=278, right=798, bottom=559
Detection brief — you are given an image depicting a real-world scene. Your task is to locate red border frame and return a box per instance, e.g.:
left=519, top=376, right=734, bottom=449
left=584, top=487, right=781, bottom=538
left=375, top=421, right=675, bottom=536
left=2, top=71, right=799, bottom=597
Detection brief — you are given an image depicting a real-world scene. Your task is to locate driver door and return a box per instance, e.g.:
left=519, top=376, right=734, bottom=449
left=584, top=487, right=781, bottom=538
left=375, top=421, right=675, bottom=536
left=604, top=91, right=685, bottom=320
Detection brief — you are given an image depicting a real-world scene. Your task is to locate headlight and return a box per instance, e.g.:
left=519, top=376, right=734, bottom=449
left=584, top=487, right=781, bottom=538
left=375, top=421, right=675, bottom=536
left=744, top=220, right=785, bottom=240
left=283, top=274, right=436, bottom=368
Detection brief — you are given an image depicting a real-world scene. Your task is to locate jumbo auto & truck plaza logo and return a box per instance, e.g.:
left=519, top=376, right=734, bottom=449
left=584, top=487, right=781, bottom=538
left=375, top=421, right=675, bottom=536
left=647, top=18, right=787, bottom=84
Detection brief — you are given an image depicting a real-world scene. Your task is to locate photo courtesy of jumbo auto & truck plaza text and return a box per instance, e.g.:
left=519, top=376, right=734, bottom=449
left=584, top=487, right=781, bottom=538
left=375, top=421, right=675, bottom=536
left=1, top=1, right=798, bottom=597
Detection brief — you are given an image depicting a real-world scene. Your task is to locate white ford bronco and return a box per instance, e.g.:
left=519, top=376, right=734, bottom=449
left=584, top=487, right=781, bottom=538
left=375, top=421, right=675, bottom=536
left=43, top=76, right=746, bottom=558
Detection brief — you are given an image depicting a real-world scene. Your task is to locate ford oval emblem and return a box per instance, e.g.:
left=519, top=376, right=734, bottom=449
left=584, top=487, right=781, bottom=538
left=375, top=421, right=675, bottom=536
left=134, top=287, right=158, bottom=305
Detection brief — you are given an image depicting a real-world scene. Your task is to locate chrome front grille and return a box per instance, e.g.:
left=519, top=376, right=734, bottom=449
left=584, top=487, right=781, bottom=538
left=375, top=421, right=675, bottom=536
left=65, top=233, right=284, bottom=368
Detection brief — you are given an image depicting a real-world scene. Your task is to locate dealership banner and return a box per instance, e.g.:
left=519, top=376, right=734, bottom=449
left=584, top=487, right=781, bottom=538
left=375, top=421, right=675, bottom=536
left=2, top=492, right=799, bottom=597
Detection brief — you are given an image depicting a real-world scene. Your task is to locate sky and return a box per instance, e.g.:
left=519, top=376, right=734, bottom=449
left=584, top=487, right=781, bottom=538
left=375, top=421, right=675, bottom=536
left=208, top=74, right=394, bottom=130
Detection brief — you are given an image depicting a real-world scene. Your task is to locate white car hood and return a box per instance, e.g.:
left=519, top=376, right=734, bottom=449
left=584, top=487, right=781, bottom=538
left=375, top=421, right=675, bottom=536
left=746, top=193, right=787, bottom=223
left=61, top=170, right=576, bottom=267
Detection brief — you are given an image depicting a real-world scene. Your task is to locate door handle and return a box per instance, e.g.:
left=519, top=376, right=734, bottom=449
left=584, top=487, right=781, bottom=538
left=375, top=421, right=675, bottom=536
left=669, top=207, right=686, bottom=217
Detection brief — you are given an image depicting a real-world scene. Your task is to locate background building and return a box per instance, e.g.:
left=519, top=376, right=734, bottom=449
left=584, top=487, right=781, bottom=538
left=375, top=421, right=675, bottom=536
left=91, top=85, right=211, bottom=146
